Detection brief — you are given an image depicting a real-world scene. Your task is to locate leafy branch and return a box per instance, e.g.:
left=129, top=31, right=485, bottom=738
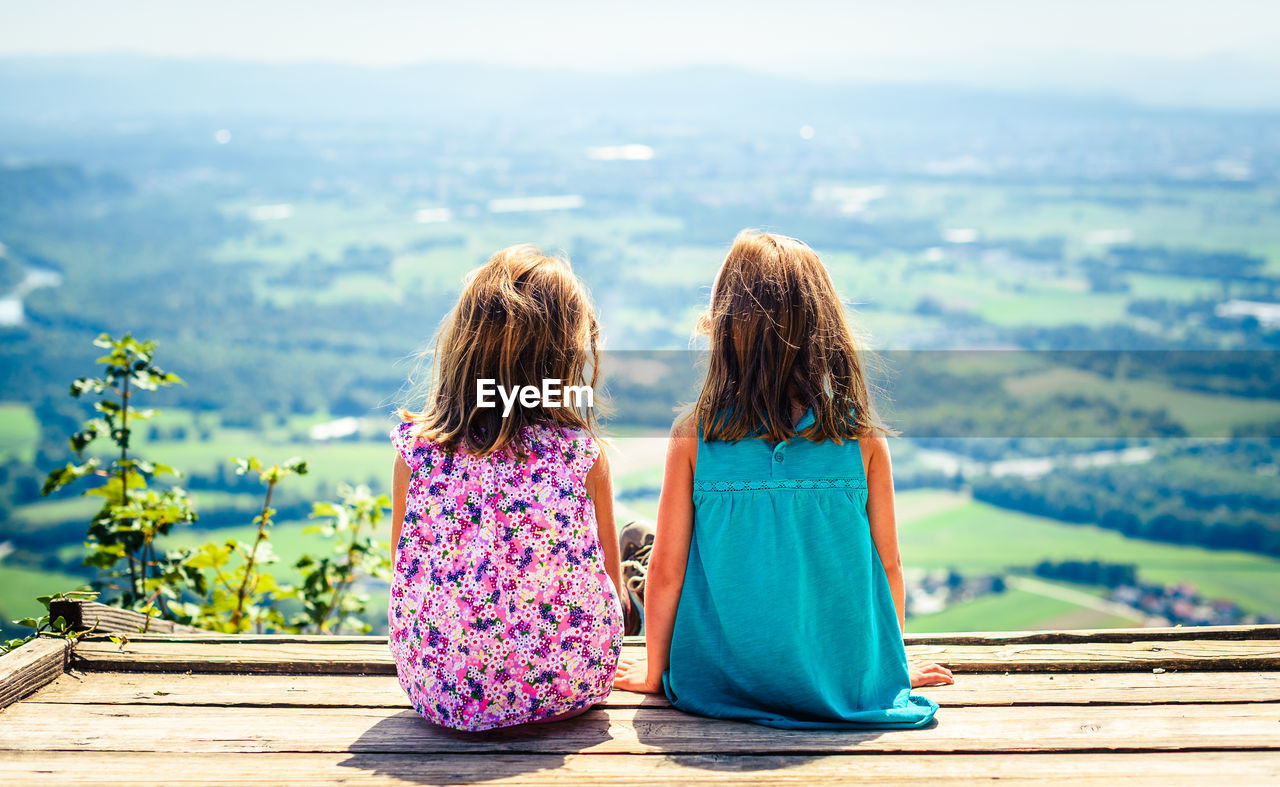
left=171, top=457, right=307, bottom=634
left=24, top=331, right=392, bottom=639
left=293, top=485, right=392, bottom=634
left=40, top=333, right=193, bottom=611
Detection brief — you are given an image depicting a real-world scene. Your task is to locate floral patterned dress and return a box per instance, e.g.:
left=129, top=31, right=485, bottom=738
left=388, top=421, right=624, bottom=731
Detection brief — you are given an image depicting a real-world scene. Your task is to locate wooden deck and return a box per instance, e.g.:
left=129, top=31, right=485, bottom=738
left=2, top=614, right=1279, bottom=784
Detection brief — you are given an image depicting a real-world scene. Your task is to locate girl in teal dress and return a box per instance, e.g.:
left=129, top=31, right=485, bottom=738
left=613, top=230, right=953, bottom=728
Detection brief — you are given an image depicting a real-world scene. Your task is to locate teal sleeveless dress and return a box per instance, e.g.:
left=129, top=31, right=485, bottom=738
left=662, top=410, right=938, bottom=729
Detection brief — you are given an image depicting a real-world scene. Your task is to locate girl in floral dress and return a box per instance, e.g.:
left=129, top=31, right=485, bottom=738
left=388, top=245, right=626, bottom=732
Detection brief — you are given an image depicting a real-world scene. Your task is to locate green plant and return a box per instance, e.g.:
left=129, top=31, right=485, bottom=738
left=2, top=590, right=99, bottom=655
left=30, top=331, right=392, bottom=637
left=293, top=485, right=392, bottom=634
left=170, top=456, right=307, bottom=633
left=40, top=333, right=194, bottom=612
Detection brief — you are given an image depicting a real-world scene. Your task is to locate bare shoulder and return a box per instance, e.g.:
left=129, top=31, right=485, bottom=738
left=586, top=440, right=611, bottom=482
left=861, top=432, right=890, bottom=457
left=858, top=431, right=892, bottom=476
left=662, top=412, right=698, bottom=477
left=670, top=410, right=698, bottom=441
left=670, top=412, right=699, bottom=463
left=588, top=443, right=610, bottom=469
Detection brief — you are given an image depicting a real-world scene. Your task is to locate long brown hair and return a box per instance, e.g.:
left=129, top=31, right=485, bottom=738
left=694, top=229, right=892, bottom=444
left=399, top=244, right=600, bottom=457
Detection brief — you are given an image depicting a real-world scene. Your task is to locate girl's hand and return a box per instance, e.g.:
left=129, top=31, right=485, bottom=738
left=613, top=656, right=663, bottom=694
left=910, top=660, right=955, bottom=688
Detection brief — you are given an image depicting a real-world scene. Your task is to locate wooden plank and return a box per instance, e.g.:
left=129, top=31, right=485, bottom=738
left=25, top=670, right=1280, bottom=709
left=917, top=671, right=1280, bottom=705
left=1, top=751, right=1278, bottom=785
left=910, top=639, right=1280, bottom=672
left=0, top=637, right=68, bottom=710
left=72, top=638, right=398, bottom=675
left=2, top=702, right=1278, bottom=754
left=68, top=636, right=1280, bottom=675
left=67, top=622, right=1280, bottom=645
left=49, top=600, right=213, bottom=636
left=24, top=672, right=655, bottom=709
left=903, top=623, right=1280, bottom=645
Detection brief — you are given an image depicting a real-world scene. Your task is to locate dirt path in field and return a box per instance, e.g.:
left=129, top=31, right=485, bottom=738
left=1006, top=575, right=1147, bottom=623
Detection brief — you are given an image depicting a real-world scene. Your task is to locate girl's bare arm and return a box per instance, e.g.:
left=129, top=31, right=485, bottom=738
left=864, top=435, right=905, bottom=629
left=865, top=435, right=954, bottom=687
left=391, top=453, right=410, bottom=557
left=614, top=417, right=697, bottom=693
left=587, top=450, right=626, bottom=604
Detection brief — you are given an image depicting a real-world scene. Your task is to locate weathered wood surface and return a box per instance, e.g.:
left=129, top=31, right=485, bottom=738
left=6, top=625, right=1280, bottom=784
left=68, top=635, right=1280, bottom=674
left=906, top=639, right=1280, bottom=672
left=48, top=600, right=212, bottom=636
left=72, top=637, right=398, bottom=674
left=27, top=670, right=1280, bottom=709
left=57, top=620, right=1280, bottom=645
left=2, top=751, right=1278, bottom=785
left=4, top=702, right=1279, bottom=754
left=0, top=637, right=67, bottom=710
left=904, top=623, right=1280, bottom=645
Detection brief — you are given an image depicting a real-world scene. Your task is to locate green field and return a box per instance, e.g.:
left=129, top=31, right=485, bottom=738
left=899, top=491, right=1280, bottom=616
left=921, top=183, right=1280, bottom=267
left=618, top=487, right=1280, bottom=620
left=13, top=492, right=269, bottom=540
left=11, top=496, right=99, bottom=529
left=905, top=587, right=1134, bottom=634
left=0, top=402, right=38, bottom=463
left=0, top=564, right=91, bottom=639
left=979, top=291, right=1132, bottom=327
left=66, top=427, right=395, bottom=502
left=1005, top=367, right=1280, bottom=434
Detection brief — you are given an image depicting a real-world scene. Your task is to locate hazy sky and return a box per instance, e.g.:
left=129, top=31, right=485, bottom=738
left=5, top=0, right=1280, bottom=108
left=4, top=0, right=1278, bottom=74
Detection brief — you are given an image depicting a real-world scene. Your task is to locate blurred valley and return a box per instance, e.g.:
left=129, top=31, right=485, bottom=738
left=1, top=56, right=1278, bottom=636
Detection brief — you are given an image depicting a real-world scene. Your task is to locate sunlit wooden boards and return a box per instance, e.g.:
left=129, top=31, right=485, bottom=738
left=3, top=624, right=1279, bottom=784
left=0, top=638, right=67, bottom=710
left=68, top=634, right=1280, bottom=674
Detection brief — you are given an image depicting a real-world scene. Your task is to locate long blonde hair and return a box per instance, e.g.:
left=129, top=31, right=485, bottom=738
left=399, top=244, right=600, bottom=457
left=694, top=229, right=892, bottom=443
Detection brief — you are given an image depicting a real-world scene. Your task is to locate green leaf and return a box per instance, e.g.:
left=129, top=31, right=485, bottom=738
left=311, top=502, right=340, bottom=518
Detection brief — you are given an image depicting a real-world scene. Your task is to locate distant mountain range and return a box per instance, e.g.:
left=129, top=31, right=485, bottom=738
left=1, top=55, right=1274, bottom=130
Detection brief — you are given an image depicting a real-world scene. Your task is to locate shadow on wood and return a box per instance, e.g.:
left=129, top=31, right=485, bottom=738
left=336, top=709, right=616, bottom=784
